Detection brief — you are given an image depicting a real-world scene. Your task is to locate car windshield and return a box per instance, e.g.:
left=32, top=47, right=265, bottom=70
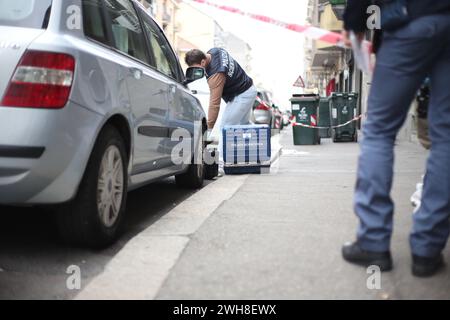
left=0, top=0, right=52, bottom=29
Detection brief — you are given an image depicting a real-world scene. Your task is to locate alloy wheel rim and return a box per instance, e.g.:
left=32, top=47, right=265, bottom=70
left=97, top=145, right=124, bottom=228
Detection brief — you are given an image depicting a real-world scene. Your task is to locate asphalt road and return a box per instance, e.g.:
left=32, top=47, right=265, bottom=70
left=0, top=178, right=209, bottom=300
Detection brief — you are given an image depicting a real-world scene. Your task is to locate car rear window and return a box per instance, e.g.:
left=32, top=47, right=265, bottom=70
left=0, top=0, right=52, bottom=29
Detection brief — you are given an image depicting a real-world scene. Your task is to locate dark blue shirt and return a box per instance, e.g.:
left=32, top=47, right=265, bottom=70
left=206, top=48, right=253, bottom=103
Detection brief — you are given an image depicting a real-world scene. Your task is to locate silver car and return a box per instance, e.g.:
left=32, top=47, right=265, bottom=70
left=0, top=0, right=207, bottom=247
left=251, top=92, right=272, bottom=125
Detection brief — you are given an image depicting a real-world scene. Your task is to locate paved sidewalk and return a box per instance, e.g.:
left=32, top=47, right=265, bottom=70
left=157, top=129, right=450, bottom=300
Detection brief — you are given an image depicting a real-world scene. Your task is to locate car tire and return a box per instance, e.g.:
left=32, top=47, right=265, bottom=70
left=175, top=128, right=205, bottom=189
left=205, top=163, right=218, bottom=180
left=204, top=148, right=219, bottom=180
left=55, top=125, right=128, bottom=248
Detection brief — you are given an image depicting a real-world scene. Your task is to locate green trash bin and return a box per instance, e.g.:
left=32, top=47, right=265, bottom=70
left=319, top=97, right=331, bottom=139
left=290, top=94, right=320, bottom=145
left=330, top=92, right=359, bottom=142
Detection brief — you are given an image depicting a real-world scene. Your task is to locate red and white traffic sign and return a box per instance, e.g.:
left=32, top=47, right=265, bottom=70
left=293, top=76, right=305, bottom=88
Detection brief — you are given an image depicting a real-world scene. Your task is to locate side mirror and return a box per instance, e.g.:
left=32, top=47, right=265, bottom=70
left=183, top=67, right=205, bottom=85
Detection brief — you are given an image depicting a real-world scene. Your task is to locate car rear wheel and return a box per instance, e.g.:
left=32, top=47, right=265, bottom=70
left=56, top=125, right=128, bottom=248
left=175, top=128, right=205, bottom=189
left=204, top=148, right=219, bottom=180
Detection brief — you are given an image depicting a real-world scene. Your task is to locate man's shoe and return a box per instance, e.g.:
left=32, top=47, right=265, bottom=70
left=342, top=242, right=393, bottom=271
left=412, top=254, right=444, bottom=278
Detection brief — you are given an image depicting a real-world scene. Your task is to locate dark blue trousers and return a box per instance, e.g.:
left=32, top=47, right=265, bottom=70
left=354, top=14, right=450, bottom=257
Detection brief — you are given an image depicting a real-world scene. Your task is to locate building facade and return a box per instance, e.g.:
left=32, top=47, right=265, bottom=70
left=304, top=0, right=371, bottom=127
left=138, top=0, right=252, bottom=73
left=304, top=0, right=418, bottom=140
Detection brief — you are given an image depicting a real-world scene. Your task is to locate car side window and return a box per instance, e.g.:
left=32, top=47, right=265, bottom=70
left=139, top=11, right=180, bottom=80
left=82, top=0, right=109, bottom=45
left=102, top=0, right=150, bottom=65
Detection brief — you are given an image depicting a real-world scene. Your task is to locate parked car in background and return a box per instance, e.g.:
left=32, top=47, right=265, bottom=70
left=251, top=93, right=273, bottom=125
left=188, top=76, right=226, bottom=142
left=259, top=90, right=273, bottom=107
left=0, top=0, right=207, bottom=248
left=271, top=104, right=283, bottom=130
left=187, top=76, right=224, bottom=179
left=282, top=111, right=292, bottom=127
left=255, top=89, right=283, bottom=130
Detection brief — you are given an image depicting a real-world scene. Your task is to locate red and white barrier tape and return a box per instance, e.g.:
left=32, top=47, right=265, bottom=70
left=290, top=115, right=362, bottom=129
left=187, top=0, right=344, bottom=47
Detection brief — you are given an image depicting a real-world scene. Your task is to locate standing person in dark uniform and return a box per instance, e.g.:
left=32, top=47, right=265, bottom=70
left=410, top=79, right=432, bottom=210
left=185, top=48, right=257, bottom=174
left=341, top=0, right=450, bottom=277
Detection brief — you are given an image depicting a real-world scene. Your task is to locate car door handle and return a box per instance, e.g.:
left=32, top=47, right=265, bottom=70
left=129, top=67, right=143, bottom=80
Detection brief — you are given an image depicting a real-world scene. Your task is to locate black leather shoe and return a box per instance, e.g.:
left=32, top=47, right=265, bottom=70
left=342, top=242, right=393, bottom=271
left=412, top=254, right=444, bottom=278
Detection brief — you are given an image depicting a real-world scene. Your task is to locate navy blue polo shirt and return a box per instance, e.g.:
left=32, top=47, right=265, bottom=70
left=205, top=48, right=253, bottom=103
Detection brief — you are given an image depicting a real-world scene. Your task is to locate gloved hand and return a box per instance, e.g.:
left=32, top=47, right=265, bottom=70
left=206, top=129, right=213, bottom=142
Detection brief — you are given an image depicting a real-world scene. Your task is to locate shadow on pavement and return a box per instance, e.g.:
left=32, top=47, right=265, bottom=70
left=0, top=178, right=207, bottom=299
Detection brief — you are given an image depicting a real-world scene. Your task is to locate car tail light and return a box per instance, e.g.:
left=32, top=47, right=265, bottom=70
left=255, top=97, right=270, bottom=111
left=1, top=50, right=75, bottom=109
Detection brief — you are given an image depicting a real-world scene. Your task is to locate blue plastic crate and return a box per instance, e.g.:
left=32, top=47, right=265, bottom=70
left=222, top=125, right=271, bottom=175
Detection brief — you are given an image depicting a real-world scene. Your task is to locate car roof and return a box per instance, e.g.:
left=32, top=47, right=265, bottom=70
left=132, top=0, right=163, bottom=30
